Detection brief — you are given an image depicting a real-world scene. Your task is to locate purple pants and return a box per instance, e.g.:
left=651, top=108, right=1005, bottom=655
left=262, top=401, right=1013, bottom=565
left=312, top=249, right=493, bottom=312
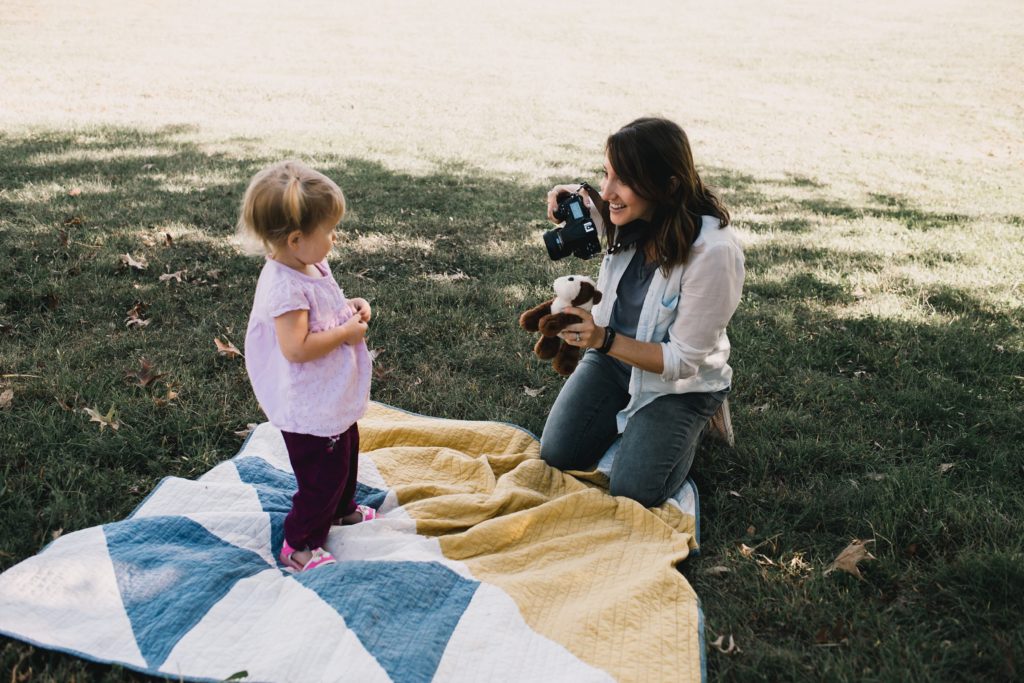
left=280, top=424, right=360, bottom=551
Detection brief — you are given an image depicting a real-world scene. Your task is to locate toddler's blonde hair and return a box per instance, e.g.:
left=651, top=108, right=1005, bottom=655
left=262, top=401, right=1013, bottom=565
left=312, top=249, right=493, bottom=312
left=237, top=160, right=346, bottom=252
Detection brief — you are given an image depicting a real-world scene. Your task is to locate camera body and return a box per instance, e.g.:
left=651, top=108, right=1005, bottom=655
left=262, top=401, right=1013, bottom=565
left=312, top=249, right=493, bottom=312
left=543, top=189, right=602, bottom=261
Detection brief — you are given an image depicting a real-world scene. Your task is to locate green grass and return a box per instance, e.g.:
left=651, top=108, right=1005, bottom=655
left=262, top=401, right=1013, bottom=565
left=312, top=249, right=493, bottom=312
left=2, top=1, right=1023, bottom=681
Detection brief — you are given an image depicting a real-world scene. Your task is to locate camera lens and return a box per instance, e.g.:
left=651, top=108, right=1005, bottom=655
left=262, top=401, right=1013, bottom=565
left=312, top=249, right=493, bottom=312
left=543, top=228, right=566, bottom=260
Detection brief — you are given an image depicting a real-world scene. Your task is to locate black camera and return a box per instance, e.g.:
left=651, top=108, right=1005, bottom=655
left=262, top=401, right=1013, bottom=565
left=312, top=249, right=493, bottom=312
left=543, top=186, right=602, bottom=260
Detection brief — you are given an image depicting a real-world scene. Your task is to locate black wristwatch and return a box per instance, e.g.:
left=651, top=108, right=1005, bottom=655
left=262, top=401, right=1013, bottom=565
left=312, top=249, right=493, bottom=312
left=597, top=326, right=616, bottom=354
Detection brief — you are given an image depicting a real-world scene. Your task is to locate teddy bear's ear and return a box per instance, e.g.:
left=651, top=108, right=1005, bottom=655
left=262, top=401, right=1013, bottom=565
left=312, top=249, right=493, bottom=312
left=592, top=289, right=603, bottom=304
left=572, top=282, right=599, bottom=307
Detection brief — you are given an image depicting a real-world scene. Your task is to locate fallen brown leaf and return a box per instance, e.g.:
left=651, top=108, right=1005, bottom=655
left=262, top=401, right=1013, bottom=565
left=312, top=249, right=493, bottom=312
left=120, top=253, right=148, bottom=271
left=163, top=233, right=174, bottom=246
left=83, top=406, right=121, bottom=432
left=709, top=634, right=741, bottom=654
left=0, top=388, right=13, bottom=410
left=126, top=358, right=165, bottom=388
left=214, top=338, right=243, bottom=358
left=701, top=565, right=731, bottom=576
left=523, top=386, right=544, bottom=397
left=159, top=270, right=186, bottom=284
left=234, top=423, right=258, bottom=439
left=825, top=539, right=876, bottom=580
left=51, top=528, right=64, bottom=541
left=814, top=617, right=850, bottom=646
left=785, top=553, right=813, bottom=576
left=68, top=187, right=82, bottom=197
left=739, top=543, right=755, bottom=558
left=154, top=389, right=179, bottom=407
left=938, top=463, right=955, bottom=474
left=125, top=303, right=150, bottom=328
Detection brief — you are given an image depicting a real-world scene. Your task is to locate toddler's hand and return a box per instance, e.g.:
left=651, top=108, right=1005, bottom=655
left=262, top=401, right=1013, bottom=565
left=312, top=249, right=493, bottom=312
left=341, top=315, right=368, bottom=344
left=349, top=297, right=372, bottom=323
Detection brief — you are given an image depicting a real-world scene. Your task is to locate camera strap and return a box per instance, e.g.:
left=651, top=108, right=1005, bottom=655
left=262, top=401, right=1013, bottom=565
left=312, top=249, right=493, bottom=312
left=608, top=219, right=654, bottom=254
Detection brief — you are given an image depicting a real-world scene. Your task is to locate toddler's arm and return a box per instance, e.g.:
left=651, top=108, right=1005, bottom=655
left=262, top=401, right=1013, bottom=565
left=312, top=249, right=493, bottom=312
left=274, top=310, right=367, bottom=363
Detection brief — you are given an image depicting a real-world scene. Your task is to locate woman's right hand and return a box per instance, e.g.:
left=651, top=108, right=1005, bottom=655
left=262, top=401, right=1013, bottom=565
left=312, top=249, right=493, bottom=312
left=545, top=184, right=583, bottom=224
left=546, top=184, right=607, bottom=235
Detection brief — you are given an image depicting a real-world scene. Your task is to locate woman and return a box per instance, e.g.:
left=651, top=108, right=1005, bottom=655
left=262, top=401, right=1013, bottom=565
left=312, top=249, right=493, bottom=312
left=539, top=117, right=745, bottom=507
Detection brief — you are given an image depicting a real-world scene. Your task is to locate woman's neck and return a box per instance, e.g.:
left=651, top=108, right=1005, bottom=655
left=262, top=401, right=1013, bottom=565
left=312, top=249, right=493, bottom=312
left=611, top=219, right=656, bottom=261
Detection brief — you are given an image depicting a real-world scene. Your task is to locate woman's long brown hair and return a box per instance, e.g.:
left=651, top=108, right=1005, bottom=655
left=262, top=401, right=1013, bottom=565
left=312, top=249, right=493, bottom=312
left=604, top=117, right=729, bottom=272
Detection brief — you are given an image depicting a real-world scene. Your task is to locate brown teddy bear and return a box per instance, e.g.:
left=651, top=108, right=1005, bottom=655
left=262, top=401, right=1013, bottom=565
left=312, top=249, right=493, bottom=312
left=519, top=275, right=603, bottom=376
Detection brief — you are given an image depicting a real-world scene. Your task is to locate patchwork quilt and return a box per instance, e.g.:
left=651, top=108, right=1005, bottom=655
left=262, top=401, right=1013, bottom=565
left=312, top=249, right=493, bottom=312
left=0, top=402, right=705, bottom=682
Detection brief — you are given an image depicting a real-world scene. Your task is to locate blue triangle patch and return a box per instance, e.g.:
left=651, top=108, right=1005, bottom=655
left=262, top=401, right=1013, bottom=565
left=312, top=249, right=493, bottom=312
left=296, top=561, right=478, bottom=682
left=355, top=481, right=388, bottom=510
left=104, top=516, right=270, bottom=669
left=234, top=456, right=295, bottom=513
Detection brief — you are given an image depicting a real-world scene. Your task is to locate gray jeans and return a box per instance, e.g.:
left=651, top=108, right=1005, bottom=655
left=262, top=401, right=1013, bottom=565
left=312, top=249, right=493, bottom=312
left=540, top=350, right=728, bottom=507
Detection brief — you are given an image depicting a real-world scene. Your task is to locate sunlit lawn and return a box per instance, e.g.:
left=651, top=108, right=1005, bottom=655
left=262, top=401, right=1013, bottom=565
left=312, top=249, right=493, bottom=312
left=1, top=0, right=1022, bottom=680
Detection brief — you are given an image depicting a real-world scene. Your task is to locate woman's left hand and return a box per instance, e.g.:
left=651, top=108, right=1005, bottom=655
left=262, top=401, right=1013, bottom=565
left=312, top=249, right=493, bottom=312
left=559, top=307, right=603, bottom=348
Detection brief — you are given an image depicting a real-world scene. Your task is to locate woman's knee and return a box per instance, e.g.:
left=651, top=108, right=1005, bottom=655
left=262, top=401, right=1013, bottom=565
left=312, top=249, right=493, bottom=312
left=538, top=439, right=562, bottom=467
left=539, top=434, right=581, bottom=470
left=608, top=475, right=666, bottom=508
left=539, top=370, right=623, bottom=471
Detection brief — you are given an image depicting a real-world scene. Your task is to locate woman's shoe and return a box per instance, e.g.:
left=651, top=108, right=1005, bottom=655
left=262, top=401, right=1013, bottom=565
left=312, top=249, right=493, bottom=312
left=279, top=540, right=336, bottom=572
left=706, top=398, right=735, bottom=447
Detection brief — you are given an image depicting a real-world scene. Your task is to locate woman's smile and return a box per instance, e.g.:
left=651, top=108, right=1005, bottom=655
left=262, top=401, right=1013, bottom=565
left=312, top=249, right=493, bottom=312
left=602, top=155, right=654, bottom=226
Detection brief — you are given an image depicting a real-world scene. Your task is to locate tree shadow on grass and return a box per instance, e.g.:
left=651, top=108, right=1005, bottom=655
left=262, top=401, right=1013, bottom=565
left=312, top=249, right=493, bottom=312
left=1, top=125, right=1023, bottom=682
left=4, top=126, right=1010, bottom=437
left=0, top=126, right=572, bottom=436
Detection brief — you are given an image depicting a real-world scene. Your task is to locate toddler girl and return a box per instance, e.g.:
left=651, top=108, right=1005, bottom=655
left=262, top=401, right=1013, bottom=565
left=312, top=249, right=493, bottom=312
left=238, top=160, right=375, bottom=572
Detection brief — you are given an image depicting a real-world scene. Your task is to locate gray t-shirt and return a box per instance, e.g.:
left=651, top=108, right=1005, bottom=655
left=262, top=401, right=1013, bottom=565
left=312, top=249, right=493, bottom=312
left=608, top=246, right=659, bottom=384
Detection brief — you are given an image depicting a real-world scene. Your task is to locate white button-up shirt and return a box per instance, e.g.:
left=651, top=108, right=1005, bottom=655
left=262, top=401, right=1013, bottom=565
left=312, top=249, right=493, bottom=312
left=590, top=216, right=745, bottom=432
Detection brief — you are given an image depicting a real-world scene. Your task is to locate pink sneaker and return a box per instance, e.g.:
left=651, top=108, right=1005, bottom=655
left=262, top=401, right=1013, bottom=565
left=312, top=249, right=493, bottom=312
left=279, top=540, right=336, bottom=572
left=336, top=504, right=378, bottom=526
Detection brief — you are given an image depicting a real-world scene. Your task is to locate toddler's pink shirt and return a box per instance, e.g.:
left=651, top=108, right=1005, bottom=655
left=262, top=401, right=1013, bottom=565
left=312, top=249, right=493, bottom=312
left=244, top=257, right=371, bottom=437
